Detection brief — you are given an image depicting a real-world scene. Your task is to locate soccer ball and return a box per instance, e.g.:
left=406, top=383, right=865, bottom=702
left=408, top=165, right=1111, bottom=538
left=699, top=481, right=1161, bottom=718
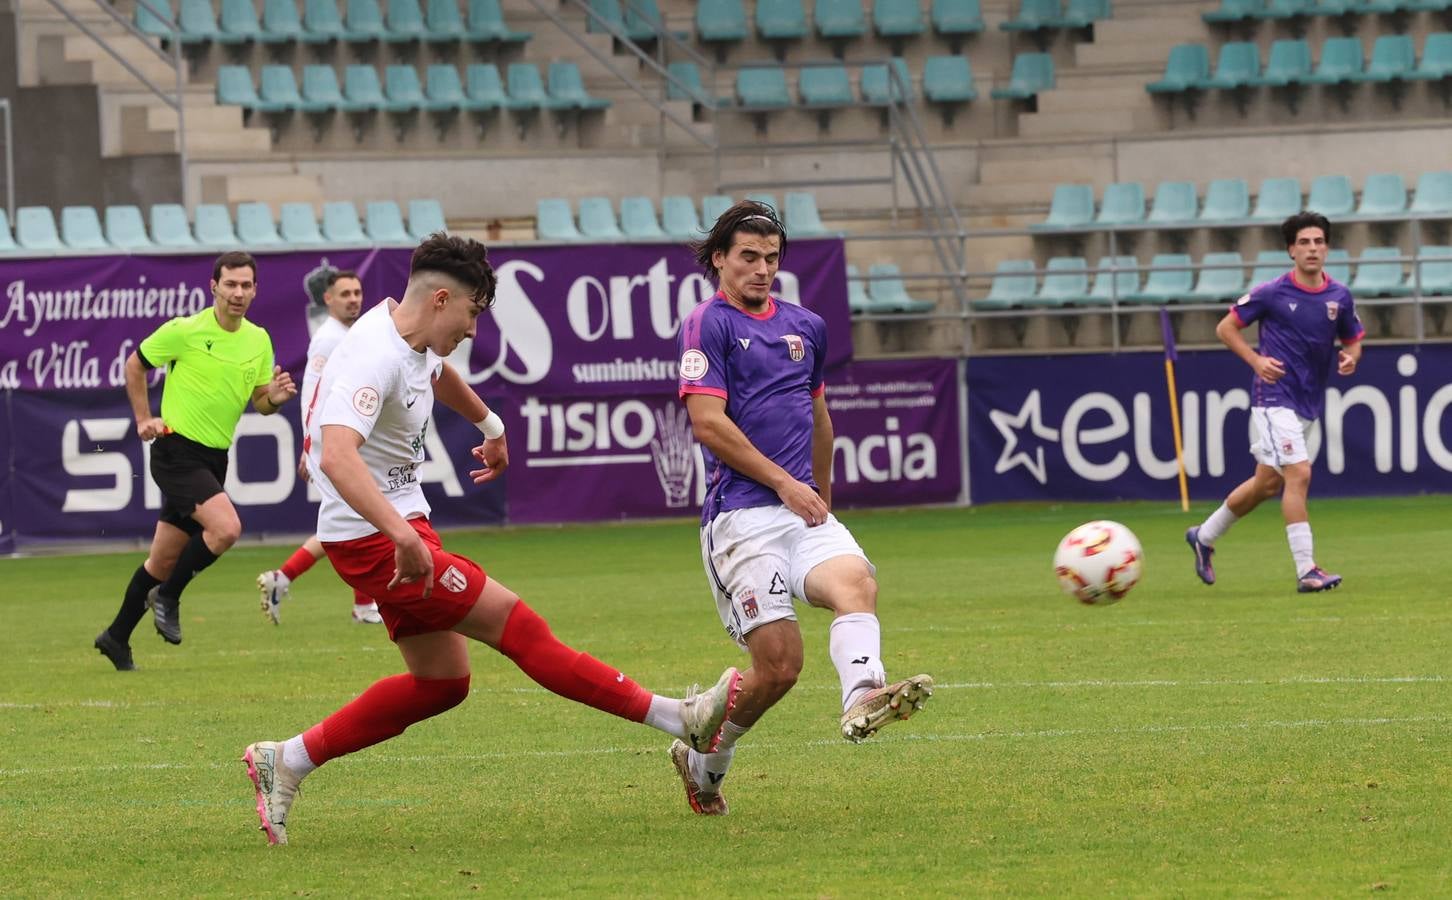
left=1053, top=520, right=1144, bottom=606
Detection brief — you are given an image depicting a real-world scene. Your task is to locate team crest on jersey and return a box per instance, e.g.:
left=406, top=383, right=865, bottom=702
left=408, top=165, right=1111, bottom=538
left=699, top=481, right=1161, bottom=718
left=1326, top=302, right=1339, bottom=320
left=680, top=349, right=709, bottom=380
left=439, top=565, right=468, bottom=594
left=353, top=386, right=381, bottom=416
left=782, top=334, right=805, bottom=362
left=738, top=589, right=759, bottom=620
left=1282, top=439, right=1294, bottom=456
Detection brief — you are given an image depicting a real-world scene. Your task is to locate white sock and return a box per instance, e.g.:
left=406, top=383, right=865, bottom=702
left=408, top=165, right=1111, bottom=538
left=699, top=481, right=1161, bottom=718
left=689, top=720, right=749, bottom=794
left=1286, top=522, right=1315, bottom=577
left=643, top=696, right=684, bottom=739
left=282, top=734, right=317, bottom=777
left=1197, top=503, right=1240, bottom=547
left=829, top=612, right=888, bottom=711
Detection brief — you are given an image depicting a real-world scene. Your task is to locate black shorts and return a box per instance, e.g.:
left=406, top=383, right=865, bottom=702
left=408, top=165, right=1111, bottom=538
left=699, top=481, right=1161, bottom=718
left=150, top=432, right=229, bottom=535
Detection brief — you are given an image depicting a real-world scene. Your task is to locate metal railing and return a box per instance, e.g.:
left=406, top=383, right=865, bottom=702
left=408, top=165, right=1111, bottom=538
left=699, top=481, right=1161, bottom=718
left=0, top=99, right=13, bottom=221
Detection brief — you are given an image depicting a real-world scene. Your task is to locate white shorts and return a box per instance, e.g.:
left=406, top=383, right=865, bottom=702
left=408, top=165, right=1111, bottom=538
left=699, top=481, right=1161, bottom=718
left=1249, top=406, right=1314, bottom=470
left=699, top=505, right=874, bottom=650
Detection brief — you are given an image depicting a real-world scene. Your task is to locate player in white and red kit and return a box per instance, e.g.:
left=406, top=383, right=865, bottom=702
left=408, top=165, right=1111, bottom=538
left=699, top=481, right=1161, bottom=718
left=241, top=235, right=741, bottom=845
left=1186, top=211, right=1365, bottom=593
left=668, top=201, right=933, bottom=816
left=255, top=270, right=383, bottom=625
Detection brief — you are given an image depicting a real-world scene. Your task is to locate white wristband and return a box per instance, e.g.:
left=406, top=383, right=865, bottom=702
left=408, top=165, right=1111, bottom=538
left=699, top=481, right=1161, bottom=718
left=477, top=410, right=505, bottom=439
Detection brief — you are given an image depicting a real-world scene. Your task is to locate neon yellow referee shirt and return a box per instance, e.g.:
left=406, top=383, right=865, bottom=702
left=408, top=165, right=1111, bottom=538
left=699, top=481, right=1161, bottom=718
left=138, top=307, right=275, bottom=450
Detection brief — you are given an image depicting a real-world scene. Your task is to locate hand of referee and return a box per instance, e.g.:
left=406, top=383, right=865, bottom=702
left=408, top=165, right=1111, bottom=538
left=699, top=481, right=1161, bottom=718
left=136, top=417, right=167, bottom=441
left=389, top=531, right=434, bottom=598
left=267, top=366, right=298, bottom=405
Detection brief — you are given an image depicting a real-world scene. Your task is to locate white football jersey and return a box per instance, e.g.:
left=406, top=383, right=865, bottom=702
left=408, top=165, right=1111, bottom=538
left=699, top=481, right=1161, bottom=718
left=299, top=315, right=350, bottom=434
left=308, top=301, right=442, bottom=541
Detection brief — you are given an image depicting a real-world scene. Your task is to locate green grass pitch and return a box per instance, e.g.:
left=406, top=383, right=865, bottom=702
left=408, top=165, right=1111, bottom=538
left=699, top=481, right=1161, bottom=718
left=2, top=497, right=1449, bottom=896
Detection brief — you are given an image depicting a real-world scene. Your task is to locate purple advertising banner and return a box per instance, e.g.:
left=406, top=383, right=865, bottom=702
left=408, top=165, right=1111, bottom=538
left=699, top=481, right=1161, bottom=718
left=968, top=344, right=1452, bottom=503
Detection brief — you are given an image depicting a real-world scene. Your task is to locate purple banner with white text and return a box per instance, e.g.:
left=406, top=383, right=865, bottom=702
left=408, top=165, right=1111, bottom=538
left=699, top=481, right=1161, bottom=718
left=968, top=345, right=1452, bottom=503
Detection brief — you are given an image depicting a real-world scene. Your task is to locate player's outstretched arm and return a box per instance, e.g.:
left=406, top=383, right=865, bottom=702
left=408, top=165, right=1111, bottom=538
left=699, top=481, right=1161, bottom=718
left=432, top=361, right=487, bottom=421
left=432, top=362, right=508, bottom=482
left=124, top=352, right=166, bottom=440
left=685, top=393, right=829, bottom=526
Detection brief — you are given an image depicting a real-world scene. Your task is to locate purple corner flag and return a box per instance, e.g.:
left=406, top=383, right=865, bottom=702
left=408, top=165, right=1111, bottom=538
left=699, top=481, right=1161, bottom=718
left=1159, top=307, right=1178, bottom=362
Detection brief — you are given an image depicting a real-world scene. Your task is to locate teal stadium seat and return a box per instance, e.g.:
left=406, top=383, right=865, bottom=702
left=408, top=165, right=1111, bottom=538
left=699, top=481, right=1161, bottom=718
left=16, top=207, right=62, bottom=251
left=1206, top=41, right=1261, bottom=90
left=135, top=0, right=174, bottom=38
left=1325, top=248, right=1351, bottom=284
left=992, top=53, right=1054, bottom=100
left=301, top=65, right=347, bottom=109
left=586, top=0, right=628, bottom=36
left=932, top=0, right=984, bottom=36
left=1085, top=256, right=1141, bottom=306
left=1147, top=43, right=1211, bottom=93
left=1095, top=181, right=1146, bottom=226
left=1307, top=174, right=1355, bottom=216
left=1188, top=252, right=1246, bottom=301
left=975, top=259, right=1036, bottom=311
left=407, top=199, right=447, bottom=238
left=342, top=65, right=387, bottom=111
left=620, top=196, right=666, bottom=238
left=1203, top=0, right=1262, bottom=23
left=784, top=191, right=828, bottom=236
left=216, top=66, right=261, bottom=111
left=1030, top=257, right=1090, bottom=308
left=508, top=63, right=570, bottom=110
left=1058, top=0, right=1110, bottom=28
left=425, top=65, right=469, bottom=111
left=1305, top=36, right=1363, bottom=85
left=1252, top=39, right=1313, bottom=87
left=1411, top=170, right=1452, bottom=216
left=1128, top=254, right=1194, bottom=304
left=860, top=58, right=914, bottom=104
left=279, top=202, right=325, bottom=244
left=702, top=194, right=733, bottom=224
left=867, top=263, right=935, bottom=313
left=623, top=0, right=684, bottom=42
left=104, top=206, right=152, bottom=249
left=1357, top=173, right=1407, bottom=217
left=178, top=0, right=222, bottom=43
left=846, top=264, right=873, bottom=314
left=1314, top=0, right=1358, bottom=13
left=260, top=66, right=316, bottom=113
left=696, top=0, right=748, bottom=42
left=1255, top=0, right=1315, bottom=19
left=745, top=192, right=778, bottom=211
left=536, top=198, right=582, bottom=241
left=302, top=0, right=347, bottom=42
left=150, top=204, right=197, bottom=247
left=465, top=64, right=508, bottom=109
left=1250, top=176, right=1302, bottom=221
left=923, top=54, right=978, bottom=102
left=873, top=0, right=926, bottom=37
left=425, top=0, right=464, bottom=40
left=1349, top=246, right=1409, bottom=297
left=1414, top=246, right=1452, bottom=295
left=1250, top=250, right=1290, bottom=287
left=667, top=62, right=728, bottom=108
left=236, top=202, right=282, bottom=244
left=194, top=204, right=239, bottom=245
left=661, top=195, right=702, bottom=239
left=1201, top=178, right=1251, bottom=222
left=1351, top=0, right=1408, bottom=14
left=1001, top=0, right=1061, bottom=32
left=548, top=62, right=611, bottom=110
left=799, top=64, right=854, bottom=105
left=61, top=206, right=108, bottom=250
left=815, top=0, right=866, bottom=38
left=1032, top=183, right=1095, bottom=231
left=218, top=0, right=263, bottom=42
left=384, top=0, right=428, bottom=42
left=737, top=66, right=792, bottom=106
left=755, top=0, right=807, bottom=40
left=1147, top=181, right=1198, bottom=224
left=467, top=0, right=531, bottom=41
left=1360, top=34, right=1416, bottom=83
left=364, top=201, right=412, bottom=242
left=322, top=201, right=368, bottom=242
left=344, top=0, right=388, bottom=41
left=1411, top=32, right=1452, bottom=81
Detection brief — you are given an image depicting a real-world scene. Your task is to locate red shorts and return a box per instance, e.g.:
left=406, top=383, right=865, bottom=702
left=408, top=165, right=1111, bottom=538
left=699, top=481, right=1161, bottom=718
left=323, top=517, right=487, bottom=641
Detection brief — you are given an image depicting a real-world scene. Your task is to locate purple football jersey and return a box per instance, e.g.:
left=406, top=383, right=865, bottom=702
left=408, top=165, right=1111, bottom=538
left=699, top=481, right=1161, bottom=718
left=1230, top=270, right=1364, bottom=419
left=678, top=293, right=828, bottom=525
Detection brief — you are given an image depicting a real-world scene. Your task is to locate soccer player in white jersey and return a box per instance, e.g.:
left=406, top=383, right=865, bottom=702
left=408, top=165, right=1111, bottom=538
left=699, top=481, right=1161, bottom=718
left=1186, top=211, right=1365, bottom=593
left=241, top=234, right=741, bottom=845
left=255, top=270, right=384, bottom=625
left=668, top=201, right=933, bottom=816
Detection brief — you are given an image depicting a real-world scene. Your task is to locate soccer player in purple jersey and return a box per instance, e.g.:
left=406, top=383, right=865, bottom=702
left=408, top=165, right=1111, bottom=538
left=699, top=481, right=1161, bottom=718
left=1186, top=211, right=1365, bottom=593
left=667, top=200, right=933, bottom=816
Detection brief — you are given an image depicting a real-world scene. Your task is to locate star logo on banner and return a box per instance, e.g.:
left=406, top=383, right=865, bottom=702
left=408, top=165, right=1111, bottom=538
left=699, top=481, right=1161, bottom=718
left=988, top=390, right=1060, bottom=485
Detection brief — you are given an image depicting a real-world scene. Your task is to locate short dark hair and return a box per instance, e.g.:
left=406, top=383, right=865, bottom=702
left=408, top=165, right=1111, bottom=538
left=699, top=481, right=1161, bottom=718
left=409, top=232, right=497, bottom=309
left=213, top=250, right=257, bottom=282
left=327, top=269, right=361, bottom=288
left=1282, top=211, right=1332, bottom=248
left=689, top=200, right=787, bottom=280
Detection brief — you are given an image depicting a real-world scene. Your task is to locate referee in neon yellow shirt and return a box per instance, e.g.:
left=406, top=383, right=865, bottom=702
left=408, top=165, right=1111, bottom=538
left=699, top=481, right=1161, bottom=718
left=95, top=251, right=298, bottom=670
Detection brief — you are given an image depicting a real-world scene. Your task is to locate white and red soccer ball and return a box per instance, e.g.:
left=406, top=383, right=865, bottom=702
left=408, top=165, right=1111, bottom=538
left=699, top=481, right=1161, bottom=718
left=1053, top=520, right=1144, bottom=606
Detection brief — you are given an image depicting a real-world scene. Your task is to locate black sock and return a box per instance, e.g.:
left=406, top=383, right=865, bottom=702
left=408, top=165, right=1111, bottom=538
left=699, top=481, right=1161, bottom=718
left=108, top=564, right=163, bottom=643
left=158, top=533, right=221, bottom=602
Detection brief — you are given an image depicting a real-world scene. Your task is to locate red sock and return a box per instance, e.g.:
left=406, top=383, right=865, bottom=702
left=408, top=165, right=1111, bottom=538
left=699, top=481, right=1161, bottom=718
left=279, top=546, right=319, bottom=582
left=498, top=600, right=652, bottom=723
left=302, top=673, right=470, bottom=765
left=353, top=588, right=373, bottom=606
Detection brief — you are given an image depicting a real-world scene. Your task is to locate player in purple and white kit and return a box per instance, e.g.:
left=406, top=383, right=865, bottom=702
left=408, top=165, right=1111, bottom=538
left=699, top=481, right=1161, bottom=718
left=1186, top=211, right=1365, bottom=593
left=668, top=201, right=933, bottom=816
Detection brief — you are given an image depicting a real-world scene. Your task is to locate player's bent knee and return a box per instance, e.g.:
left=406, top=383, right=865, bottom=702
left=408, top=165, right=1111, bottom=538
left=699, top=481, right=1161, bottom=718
left=756, top=657, right=801, bottom=697
left=414, top=673, right=471, bottom=715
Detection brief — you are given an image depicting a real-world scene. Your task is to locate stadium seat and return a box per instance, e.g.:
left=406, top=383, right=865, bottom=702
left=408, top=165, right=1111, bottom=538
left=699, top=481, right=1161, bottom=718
left=384, top=0, right=428, bottom=42
left=382, top=66, right=429, bottom=113
left=104, top=205, right=152, bottom=249
left=620, top=196, right=666, bottom=239
left=623, top=0, right=682, bottom=42
left=194, top=203, right=239, bottom=245
left=867, top=263, right=935, bottom=313
left=216, top=66, right=262, bottom=111
left=1325, top=247, right=1351, bottom=284
left=424, top=65, right=469, bottom=111
left=135, top=0, right=174, bottom=38
left=755, top=0, right=807, bottom=40
left=784, top=191, right=828, bottom=236
left=933, top=0, right=984, bottom=38
left=1205, top=42, right=1261, bottom=90
left=815, top=0, right=866, bottom=39
left=667, top=62, right=725, bottom=108
left=1359, top=34, right=1416, bottom=83
left=425, top=0, right=464, bottom=40
left=661, top=195, right=702, bottom=239
left=1188, top=252, right=1247, bottom=301
left=1032, top=183, right=1095, bottom=231
left=1357, top=173, right=1408, bottom=218
left=1255, top=0, right=1314, bottom=19
left=737, top=66, right=792, bottom=107
left=536, top=198, right=582, bottom=241
left=1147, top=43, right=1211, bottom=94
left=301, top=0, right=346, bottom=42
left=586, top=0, right=627, bottom=36
left=923, top=54, right=978, bottom=103
left=702, top=194, right=733, bottom=224
left=1252, top=39, right=1313, bottom=87
left=799, top=64, right=854, bottom=106
left=873, top=0, right=926, bottom=37
left=1030, top=257, right=1090, bottom=307
left=1201, top=178, right=1251, bottom=222
left=236, top=201, right=282, bottom=244
left=1411, top=170, right=1452, bottom=216
left=548, top=62, right=611, bottom=110
left=861, top=58, right=914, bottom=104
left=149, top=204, right=197, bottom=246
left=342, top=65, right=387, bottom=112
left=1250, top=249, right=1290, bottom=286
left=343, top=0, right=387, bottom=41
left=1350, top=0, right=1408, bottom=13
left=696, top=0, right=747, bottom=43
left=1410, top=33, right=1452, bottom=81
left=279, top=202, right=325, bottom=244
left=1084, top=256, right=1141, bottom=306
left=992, top=53, right=1054, bottom=100
left=1250, top=176, right=1303, bottom=222
left=1203, top=0, right=1262, bottom=24
left=260, top=66, right=316, bottom=113
left=178, top=0, right=222, bottom=42
left=1414, top=246, right=1452, bottom=295
left=322, top=201, right=367, bottom=242
left=218, top=0, right=263, bottom=42
left=1128, top=253, right=1194, bottom=304
left=1058, top=0, right=1110, bottom=28
left=846, top=264, right=874, bottom=314
left=1307, top=174, right=1355, bottom=216
left=508, top=63, right=570, bottom=110
left=1001, top=0, right=1061, bottom=32
left=301, top=65, right=347, bottom=110
left=1146, top=181, right=1198, bottom=225
left=407, top=198, right=447, bottom=238
left=746, top=191, right=779, bottom=211
left=1095, top=182, right=1146, bottom=226
left=1349, top=246, right=1409, bottom=297
left=58, top=206, right=107, bottom=250
left=364, top=201, right=411, bottom=242
left=975, top=259, right=1036, bottom=310
left=1304, top=36, right=1363, bottom=86
left=465, top=64, right=508, bottom=108
left=466, top=0, right=531, bottom=41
